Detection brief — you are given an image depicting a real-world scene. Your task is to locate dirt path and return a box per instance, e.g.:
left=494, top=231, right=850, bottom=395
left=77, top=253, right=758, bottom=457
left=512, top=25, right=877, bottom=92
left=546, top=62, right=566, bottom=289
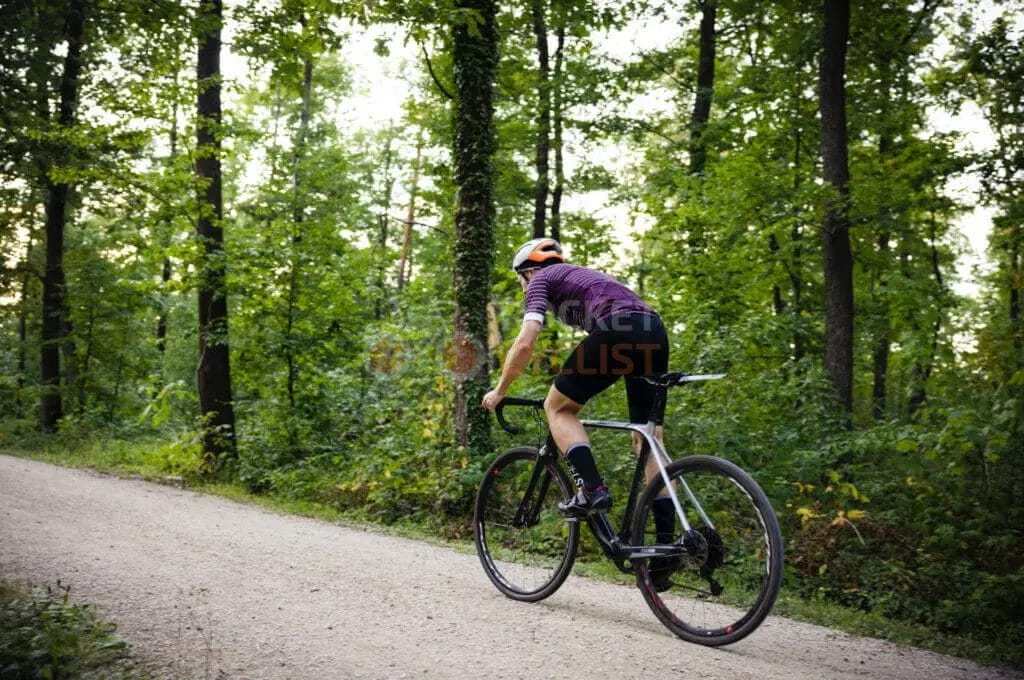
left=0, top=455, right=1016, bottom=680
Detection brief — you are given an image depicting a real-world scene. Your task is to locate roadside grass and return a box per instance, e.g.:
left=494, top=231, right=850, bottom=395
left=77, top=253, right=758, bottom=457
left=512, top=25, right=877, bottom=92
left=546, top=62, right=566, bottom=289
left=0, top=580, right=148, bottom=679
left=2, top=437, right=1020, bottom=672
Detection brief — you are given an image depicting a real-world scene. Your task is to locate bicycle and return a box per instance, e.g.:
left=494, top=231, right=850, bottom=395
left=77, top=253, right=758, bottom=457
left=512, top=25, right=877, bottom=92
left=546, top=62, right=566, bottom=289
left=473, top=372, right=783, bottom=646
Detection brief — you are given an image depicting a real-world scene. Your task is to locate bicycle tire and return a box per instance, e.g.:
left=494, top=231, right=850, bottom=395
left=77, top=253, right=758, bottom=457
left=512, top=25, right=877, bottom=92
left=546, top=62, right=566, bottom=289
left=631, top=455, right=783, bottom=646
left=474, top=447, right=580, bottom=602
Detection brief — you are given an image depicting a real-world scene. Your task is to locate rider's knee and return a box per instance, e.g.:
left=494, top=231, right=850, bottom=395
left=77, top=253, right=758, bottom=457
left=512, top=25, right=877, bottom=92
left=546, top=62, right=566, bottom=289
left=543, top=396, right=564, bottom=419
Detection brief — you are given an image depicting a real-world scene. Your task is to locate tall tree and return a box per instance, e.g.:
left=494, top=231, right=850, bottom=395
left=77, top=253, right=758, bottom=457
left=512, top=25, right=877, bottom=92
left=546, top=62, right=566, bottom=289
left=451, top=0, right=499, bottom=454
left=397, top=130, right=424, bottom=294
left=39, top=0, right=86, bottom=432
left=959, top=15, right=1024, bottom=376
left=549, top=22, right=566, bottom=240
left=15, top=236, right=34, bottom=417
left=818, top=0, right=854, bottom=412
left=194, top=0, right=237, bottom=465
left=286, top=35, right=314, bottom=419
left=530, top=0, right=552, bottom=238
left=689, top=0, right=717, bottom=175
left=856, top=0, right=942, bottom=420
left=372, top=130, right=396, bottom=321
left=156, top=76, right=179, bottom=361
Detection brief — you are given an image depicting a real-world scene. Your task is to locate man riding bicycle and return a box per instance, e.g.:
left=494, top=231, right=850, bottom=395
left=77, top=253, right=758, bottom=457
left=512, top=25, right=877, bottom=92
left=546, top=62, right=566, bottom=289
left=481, top=238, right=676, bottom=535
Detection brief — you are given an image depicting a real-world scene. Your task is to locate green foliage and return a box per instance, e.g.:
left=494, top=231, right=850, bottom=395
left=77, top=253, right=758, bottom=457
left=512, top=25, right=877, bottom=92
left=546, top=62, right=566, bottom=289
left=2, top=0, right=1023, bottom=670
left=0, top=581, right=146, bottom=680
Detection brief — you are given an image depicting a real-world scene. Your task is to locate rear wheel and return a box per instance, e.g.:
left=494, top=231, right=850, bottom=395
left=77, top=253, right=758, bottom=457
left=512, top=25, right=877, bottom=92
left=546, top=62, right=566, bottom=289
left=474, top=447, right=579, bottom=602
left=631, top=455, right=783, bottom=645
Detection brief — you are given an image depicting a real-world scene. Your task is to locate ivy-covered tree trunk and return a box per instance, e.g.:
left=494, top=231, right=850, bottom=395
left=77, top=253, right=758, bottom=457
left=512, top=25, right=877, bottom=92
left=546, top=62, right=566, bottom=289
left=39, top=0, right=85, bottom=432
left=689, top=0, right=717, bottom=175
left=451, top=0, right=498, bottom=455
left=818, top=0, right=854, bottom=413
left=195, top=0, right=237, bottom=466
left=530, top=0, right=551, bottom=239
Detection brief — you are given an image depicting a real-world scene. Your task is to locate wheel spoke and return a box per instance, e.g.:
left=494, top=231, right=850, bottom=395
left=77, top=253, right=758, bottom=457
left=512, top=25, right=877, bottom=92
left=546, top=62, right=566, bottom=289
left=475, top=449, right=579, bottom=602
left=632, top=455, right=783, bottom=646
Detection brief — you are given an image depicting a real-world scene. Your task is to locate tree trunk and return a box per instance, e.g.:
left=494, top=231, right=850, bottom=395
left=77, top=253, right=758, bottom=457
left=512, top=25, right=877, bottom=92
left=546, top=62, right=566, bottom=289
left=872, top=231, right=890, bottom=420
left=17, top=239, right=33, bottom=417
left=39, top=0, right=85, bottom=432
left=550, top=24, right=565, bottom=241
left=452, top=0, right=498, bottom=454
left=286, top=51, right=313, bottom=422
left=909, top=219, right=947, bottom=416
left=1011, top=226, right=1022, bottom=364
left=818, top=0, right=854, bottom=413
left=530, top=0, right=551, bottom=239
left=791, top=222, right=804, bottom=362
left=791, top=126, right=805, bottom=363
left=689, top=0, right=717, bottom=175
left=156, top=83, right=178, bottom=360
left=195, top=0, right=237, bottom=466
left=373, top=134, right=395, bottom=321
left=870, top=106, right=895, bottom=420
left=76, top=298, right=96, bottom=414
left=108, top=320, right=127, bottom=421
left=768, top=233, right=786, bottom=316
left=156, top=256, right=171, bottom=354
left=397, top=131, right=423, bottom=294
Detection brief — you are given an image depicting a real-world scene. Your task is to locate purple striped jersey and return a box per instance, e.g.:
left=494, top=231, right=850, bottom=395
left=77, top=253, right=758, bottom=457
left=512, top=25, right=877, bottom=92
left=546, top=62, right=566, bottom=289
left=523, top=264, right=654, bottom=332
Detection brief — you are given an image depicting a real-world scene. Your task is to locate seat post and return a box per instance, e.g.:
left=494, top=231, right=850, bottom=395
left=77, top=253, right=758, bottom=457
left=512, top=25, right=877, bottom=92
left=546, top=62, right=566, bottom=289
left=651, top=383, right=669, bottom=425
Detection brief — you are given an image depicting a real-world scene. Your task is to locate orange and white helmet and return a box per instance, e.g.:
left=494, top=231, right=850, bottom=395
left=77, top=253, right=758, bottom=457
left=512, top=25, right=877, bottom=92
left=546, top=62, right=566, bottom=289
left=512, top=238, right=564, bottom=273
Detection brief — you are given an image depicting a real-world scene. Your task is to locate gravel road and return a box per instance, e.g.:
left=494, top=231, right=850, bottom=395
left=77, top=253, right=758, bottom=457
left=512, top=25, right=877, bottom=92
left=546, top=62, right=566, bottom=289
left=0, top=454, right=1017, bottom=679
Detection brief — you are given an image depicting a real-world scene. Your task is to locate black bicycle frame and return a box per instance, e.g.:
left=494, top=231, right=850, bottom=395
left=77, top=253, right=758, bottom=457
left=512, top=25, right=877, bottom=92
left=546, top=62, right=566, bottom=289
left=495, top=373, right=727, bottom=572
left=529, top=434, right=685, bottom=574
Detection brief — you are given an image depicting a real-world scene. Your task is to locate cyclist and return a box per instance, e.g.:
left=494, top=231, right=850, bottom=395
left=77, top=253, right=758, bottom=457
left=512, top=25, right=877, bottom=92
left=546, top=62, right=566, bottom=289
left=481, top=238, right=675, bottom=537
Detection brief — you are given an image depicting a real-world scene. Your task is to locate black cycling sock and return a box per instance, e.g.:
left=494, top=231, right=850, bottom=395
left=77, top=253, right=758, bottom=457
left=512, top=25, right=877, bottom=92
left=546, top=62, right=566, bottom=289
left=653, top=497, right=676, bottom=543
left=564, top=444, right=603, bottom=492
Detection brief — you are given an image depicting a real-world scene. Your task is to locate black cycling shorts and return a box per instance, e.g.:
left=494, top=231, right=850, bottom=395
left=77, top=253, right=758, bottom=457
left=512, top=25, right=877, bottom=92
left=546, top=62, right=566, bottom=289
left=553, top=312, right=670, bottom=424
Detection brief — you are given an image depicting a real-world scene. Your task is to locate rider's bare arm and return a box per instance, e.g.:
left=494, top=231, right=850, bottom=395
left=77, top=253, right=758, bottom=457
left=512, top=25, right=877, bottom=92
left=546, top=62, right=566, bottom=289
left=495, top=319, right=542, bottom=395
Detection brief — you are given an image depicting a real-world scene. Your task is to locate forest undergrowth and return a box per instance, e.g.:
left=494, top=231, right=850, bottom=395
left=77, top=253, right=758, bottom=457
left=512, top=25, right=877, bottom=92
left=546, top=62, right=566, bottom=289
left=3, top=388, right=1021, bottom=671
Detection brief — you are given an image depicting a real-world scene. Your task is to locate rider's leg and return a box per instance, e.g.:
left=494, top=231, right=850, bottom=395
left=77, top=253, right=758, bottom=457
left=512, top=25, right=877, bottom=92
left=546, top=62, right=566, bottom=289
left=633, top=428, right=675, bottom=544
left=631, top=427, right=666, bottom=487
left=545, top=384, right=587, bottom=452
left=620, top=316, right=672, bottom=550
left=545, top=384, right=605, bottom=492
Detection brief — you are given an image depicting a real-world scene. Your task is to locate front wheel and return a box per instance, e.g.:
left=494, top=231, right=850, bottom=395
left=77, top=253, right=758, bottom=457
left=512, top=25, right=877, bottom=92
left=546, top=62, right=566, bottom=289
left=631, top=455, right=784, bottom=646
left=474, top=447, right=580, bottom=602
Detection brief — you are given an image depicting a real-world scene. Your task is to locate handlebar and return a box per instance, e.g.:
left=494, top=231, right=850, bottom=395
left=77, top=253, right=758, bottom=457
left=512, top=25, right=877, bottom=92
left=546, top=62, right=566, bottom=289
left=494, top=396, right=544, bottom=434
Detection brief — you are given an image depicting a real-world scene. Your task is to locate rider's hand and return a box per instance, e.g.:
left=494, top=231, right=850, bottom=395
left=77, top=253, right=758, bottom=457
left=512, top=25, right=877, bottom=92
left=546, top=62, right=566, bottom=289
left=481, top=389, right=504, bottom=412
